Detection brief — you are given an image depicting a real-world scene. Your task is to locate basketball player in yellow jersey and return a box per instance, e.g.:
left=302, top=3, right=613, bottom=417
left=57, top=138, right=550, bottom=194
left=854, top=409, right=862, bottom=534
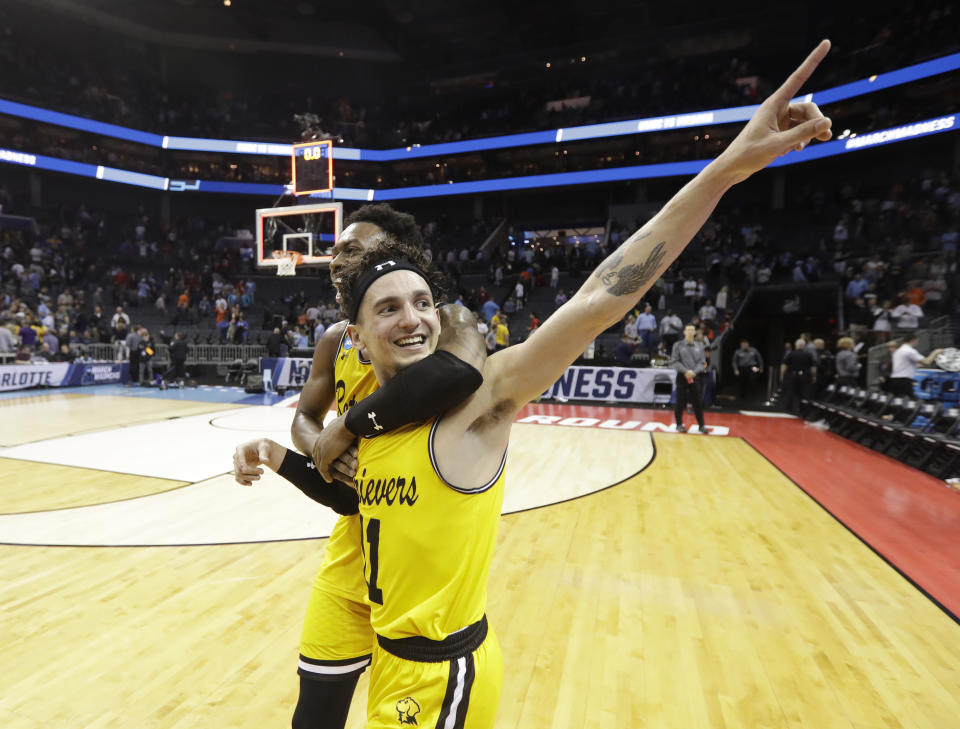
left=234, top=203, right=486, bottom=729
left=329, top=42, right=834, bottom=728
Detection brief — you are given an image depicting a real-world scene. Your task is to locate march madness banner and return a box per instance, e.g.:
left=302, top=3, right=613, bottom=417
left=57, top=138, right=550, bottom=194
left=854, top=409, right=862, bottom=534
left=259, top=359, right=710, bottom=406
left=0, top=362, right=129, bottom=391
left=542, top=366, right=714, bottom=406
left=259, top=357, right=313, bottom=389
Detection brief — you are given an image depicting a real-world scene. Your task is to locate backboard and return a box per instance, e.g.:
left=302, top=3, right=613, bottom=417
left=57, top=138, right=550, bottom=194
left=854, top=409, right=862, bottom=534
left=256, top=202, right=342, bottom=270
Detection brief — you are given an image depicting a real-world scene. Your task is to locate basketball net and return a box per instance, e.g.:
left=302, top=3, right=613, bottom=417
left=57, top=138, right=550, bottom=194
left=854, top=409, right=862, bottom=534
left=273, top=250, right=302, bottom=277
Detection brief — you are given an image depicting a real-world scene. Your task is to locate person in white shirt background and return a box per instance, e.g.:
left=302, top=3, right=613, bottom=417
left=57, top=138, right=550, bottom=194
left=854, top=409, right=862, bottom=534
left=623, top=313, right=639, bottom=344
left=871, top=298, right=893, bottom=343
left=660, top=309, right=684, bottom=352
left=891, top=300, right=923, bottom=329
left=888, top=334, right=944, bottom=397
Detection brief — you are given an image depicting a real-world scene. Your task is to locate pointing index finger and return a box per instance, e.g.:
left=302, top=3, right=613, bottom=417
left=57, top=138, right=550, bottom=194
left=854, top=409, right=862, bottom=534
left=769, top=39, right=831, bottom=106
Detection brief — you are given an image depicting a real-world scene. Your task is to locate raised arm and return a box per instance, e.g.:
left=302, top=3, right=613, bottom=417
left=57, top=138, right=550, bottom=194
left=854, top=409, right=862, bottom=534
left=485, top=41, right=833, bottom=409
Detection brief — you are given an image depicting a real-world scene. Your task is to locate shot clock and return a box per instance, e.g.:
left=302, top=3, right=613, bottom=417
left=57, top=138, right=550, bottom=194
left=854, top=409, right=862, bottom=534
left=291, top=140, right=333, bottom=195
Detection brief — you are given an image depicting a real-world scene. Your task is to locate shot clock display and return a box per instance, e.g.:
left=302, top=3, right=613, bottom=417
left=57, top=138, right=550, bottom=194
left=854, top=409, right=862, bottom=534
left=291, top=140, right=333, bottom=195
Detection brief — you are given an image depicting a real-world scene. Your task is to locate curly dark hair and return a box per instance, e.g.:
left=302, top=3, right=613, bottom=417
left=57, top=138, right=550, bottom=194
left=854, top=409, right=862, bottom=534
left=343, top=204, right=424, bottom=249
left=337, top=241, right=446, bottom=322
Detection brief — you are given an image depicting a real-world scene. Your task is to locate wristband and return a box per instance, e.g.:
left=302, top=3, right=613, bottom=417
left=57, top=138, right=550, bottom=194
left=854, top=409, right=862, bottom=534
left=345, top=350, right=482, bottom=437
left=277, top=450, right=359, bottom=515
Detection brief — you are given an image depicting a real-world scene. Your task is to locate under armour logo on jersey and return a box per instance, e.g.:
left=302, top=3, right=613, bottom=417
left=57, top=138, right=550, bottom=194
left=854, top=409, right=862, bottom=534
left=368, top=412, right=384, bottom=431
left=374, top=260, right=397, bottom=271
left=306, top=461, right=316, bottom=470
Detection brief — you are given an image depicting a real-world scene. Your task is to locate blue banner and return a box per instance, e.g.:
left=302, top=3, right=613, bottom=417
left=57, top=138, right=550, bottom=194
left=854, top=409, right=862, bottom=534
left=542, top=366, right=715, bottom=405
left=259, top=357, right=312, bottom=389
left=0, top=362, right=129, bottom=391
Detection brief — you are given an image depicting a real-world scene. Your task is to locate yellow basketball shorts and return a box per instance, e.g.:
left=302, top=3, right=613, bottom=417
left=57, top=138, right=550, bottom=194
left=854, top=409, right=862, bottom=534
left=298, top=516, right=374, bottom=681
left=366, top=617, right=503, bottom=729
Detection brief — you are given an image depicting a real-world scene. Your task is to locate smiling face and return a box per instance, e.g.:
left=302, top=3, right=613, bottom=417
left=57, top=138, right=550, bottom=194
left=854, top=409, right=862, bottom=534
left=347, top=270, right=440, bottom=383
left=329, top=222, right=390, bottom=292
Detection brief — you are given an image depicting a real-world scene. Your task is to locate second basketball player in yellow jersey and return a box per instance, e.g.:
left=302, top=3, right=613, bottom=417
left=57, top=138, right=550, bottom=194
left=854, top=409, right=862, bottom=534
left=335, top=61, right=833, bottom=724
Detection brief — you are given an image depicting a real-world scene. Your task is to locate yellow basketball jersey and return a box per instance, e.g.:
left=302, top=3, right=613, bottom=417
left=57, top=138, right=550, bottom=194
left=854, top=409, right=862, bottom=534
left=313, top=327, right=379, bottom=600
left=334, top=326, right=378, bottom=416
left=355, top=418, right=507, bottom=641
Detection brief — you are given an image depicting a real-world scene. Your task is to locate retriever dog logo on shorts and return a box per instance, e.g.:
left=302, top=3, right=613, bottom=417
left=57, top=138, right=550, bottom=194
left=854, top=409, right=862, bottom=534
left=396, top=696, right=421, bottom=725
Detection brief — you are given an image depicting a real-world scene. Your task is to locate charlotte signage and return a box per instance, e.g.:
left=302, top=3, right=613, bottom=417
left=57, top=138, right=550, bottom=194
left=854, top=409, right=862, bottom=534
left=0, top=362, right=128, bottom=392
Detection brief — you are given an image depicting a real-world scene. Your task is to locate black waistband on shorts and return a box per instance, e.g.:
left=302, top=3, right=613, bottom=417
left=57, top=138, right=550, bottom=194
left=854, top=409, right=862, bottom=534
left=376, top=615, right=488, bottom=663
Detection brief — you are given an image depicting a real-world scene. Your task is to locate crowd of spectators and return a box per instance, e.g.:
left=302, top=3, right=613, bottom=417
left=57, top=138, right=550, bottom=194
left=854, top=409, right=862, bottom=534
left=1, top=1, right=956, bottom=149
left=2, top=148, right=958, bottom=395
left=0, top=193, right=504, bottom=369
left=0, top=0, right=956, bottom=198
left=444, top=157, right=960, bottom=398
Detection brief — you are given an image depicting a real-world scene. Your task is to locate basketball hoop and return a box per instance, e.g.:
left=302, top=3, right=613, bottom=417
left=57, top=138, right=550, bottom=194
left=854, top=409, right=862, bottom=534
left=273, top=250, right=302, bottom=277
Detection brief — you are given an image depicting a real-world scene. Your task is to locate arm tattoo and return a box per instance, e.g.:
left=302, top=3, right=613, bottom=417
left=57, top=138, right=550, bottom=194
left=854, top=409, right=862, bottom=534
left=604, top=241, right=667, bottom=297
left=594, top=253, right=624, bottom=285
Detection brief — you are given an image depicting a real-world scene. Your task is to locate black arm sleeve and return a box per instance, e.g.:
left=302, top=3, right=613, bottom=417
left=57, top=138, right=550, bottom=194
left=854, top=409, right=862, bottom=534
left=277, top=449, right=359, bottom=516
left=344, top=350, right=483, bottom=437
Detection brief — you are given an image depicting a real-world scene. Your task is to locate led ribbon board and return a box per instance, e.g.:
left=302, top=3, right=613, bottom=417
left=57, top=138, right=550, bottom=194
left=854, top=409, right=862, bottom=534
left=0, top=114, right=956, bottom=195
left=0, top=52, right=957, bottom=157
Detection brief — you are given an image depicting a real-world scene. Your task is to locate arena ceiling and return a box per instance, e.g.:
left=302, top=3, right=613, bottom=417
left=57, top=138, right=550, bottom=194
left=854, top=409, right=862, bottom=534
left=13, top=0, right=789, bottom=71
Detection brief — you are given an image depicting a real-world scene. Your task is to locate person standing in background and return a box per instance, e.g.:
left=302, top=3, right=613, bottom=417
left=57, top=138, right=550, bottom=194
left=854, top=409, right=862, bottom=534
left=0, top=321, right=16, bottom=355
left=495, top=315, right=510, bottom=351
left=876, top=340, right=899, bottom=390
left=169, top=331, right=188, bottom=383
left=660, top=309, right=683, bottom=352
left=670, top=324, right=708, bottom=433
left=139, top=328, right=155, bottom=384
left=872, top=299, right=893, bottom=343
left=834, top=336, right=860, bottom=387
left=125, top=324, right=141, bottom=385
left=623, top=313, right=639, bottom=344
left=715, top=286, right=729, bottom=316
left=889, top=334, right=943, bottom=397
left=731, top=338, right=764, bottom=402
left=891, top=298, right=924, bottom=329
left=780, top=337, right=816, bottom=414
left=636, top=303, right=658, bottom=351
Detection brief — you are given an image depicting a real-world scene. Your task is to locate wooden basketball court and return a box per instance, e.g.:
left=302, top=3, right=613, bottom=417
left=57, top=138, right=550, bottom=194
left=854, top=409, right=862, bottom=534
left=1, top=387, right=958, bottom=728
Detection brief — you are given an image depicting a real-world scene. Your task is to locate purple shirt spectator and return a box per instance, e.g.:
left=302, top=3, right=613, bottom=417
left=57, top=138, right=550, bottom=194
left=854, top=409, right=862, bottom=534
left=19, top=325, right=37, bottom=348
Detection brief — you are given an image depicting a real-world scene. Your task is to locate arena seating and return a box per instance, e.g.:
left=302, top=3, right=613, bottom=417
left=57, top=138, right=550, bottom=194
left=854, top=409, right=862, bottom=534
left=803, top=382, right=960, bottom=480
